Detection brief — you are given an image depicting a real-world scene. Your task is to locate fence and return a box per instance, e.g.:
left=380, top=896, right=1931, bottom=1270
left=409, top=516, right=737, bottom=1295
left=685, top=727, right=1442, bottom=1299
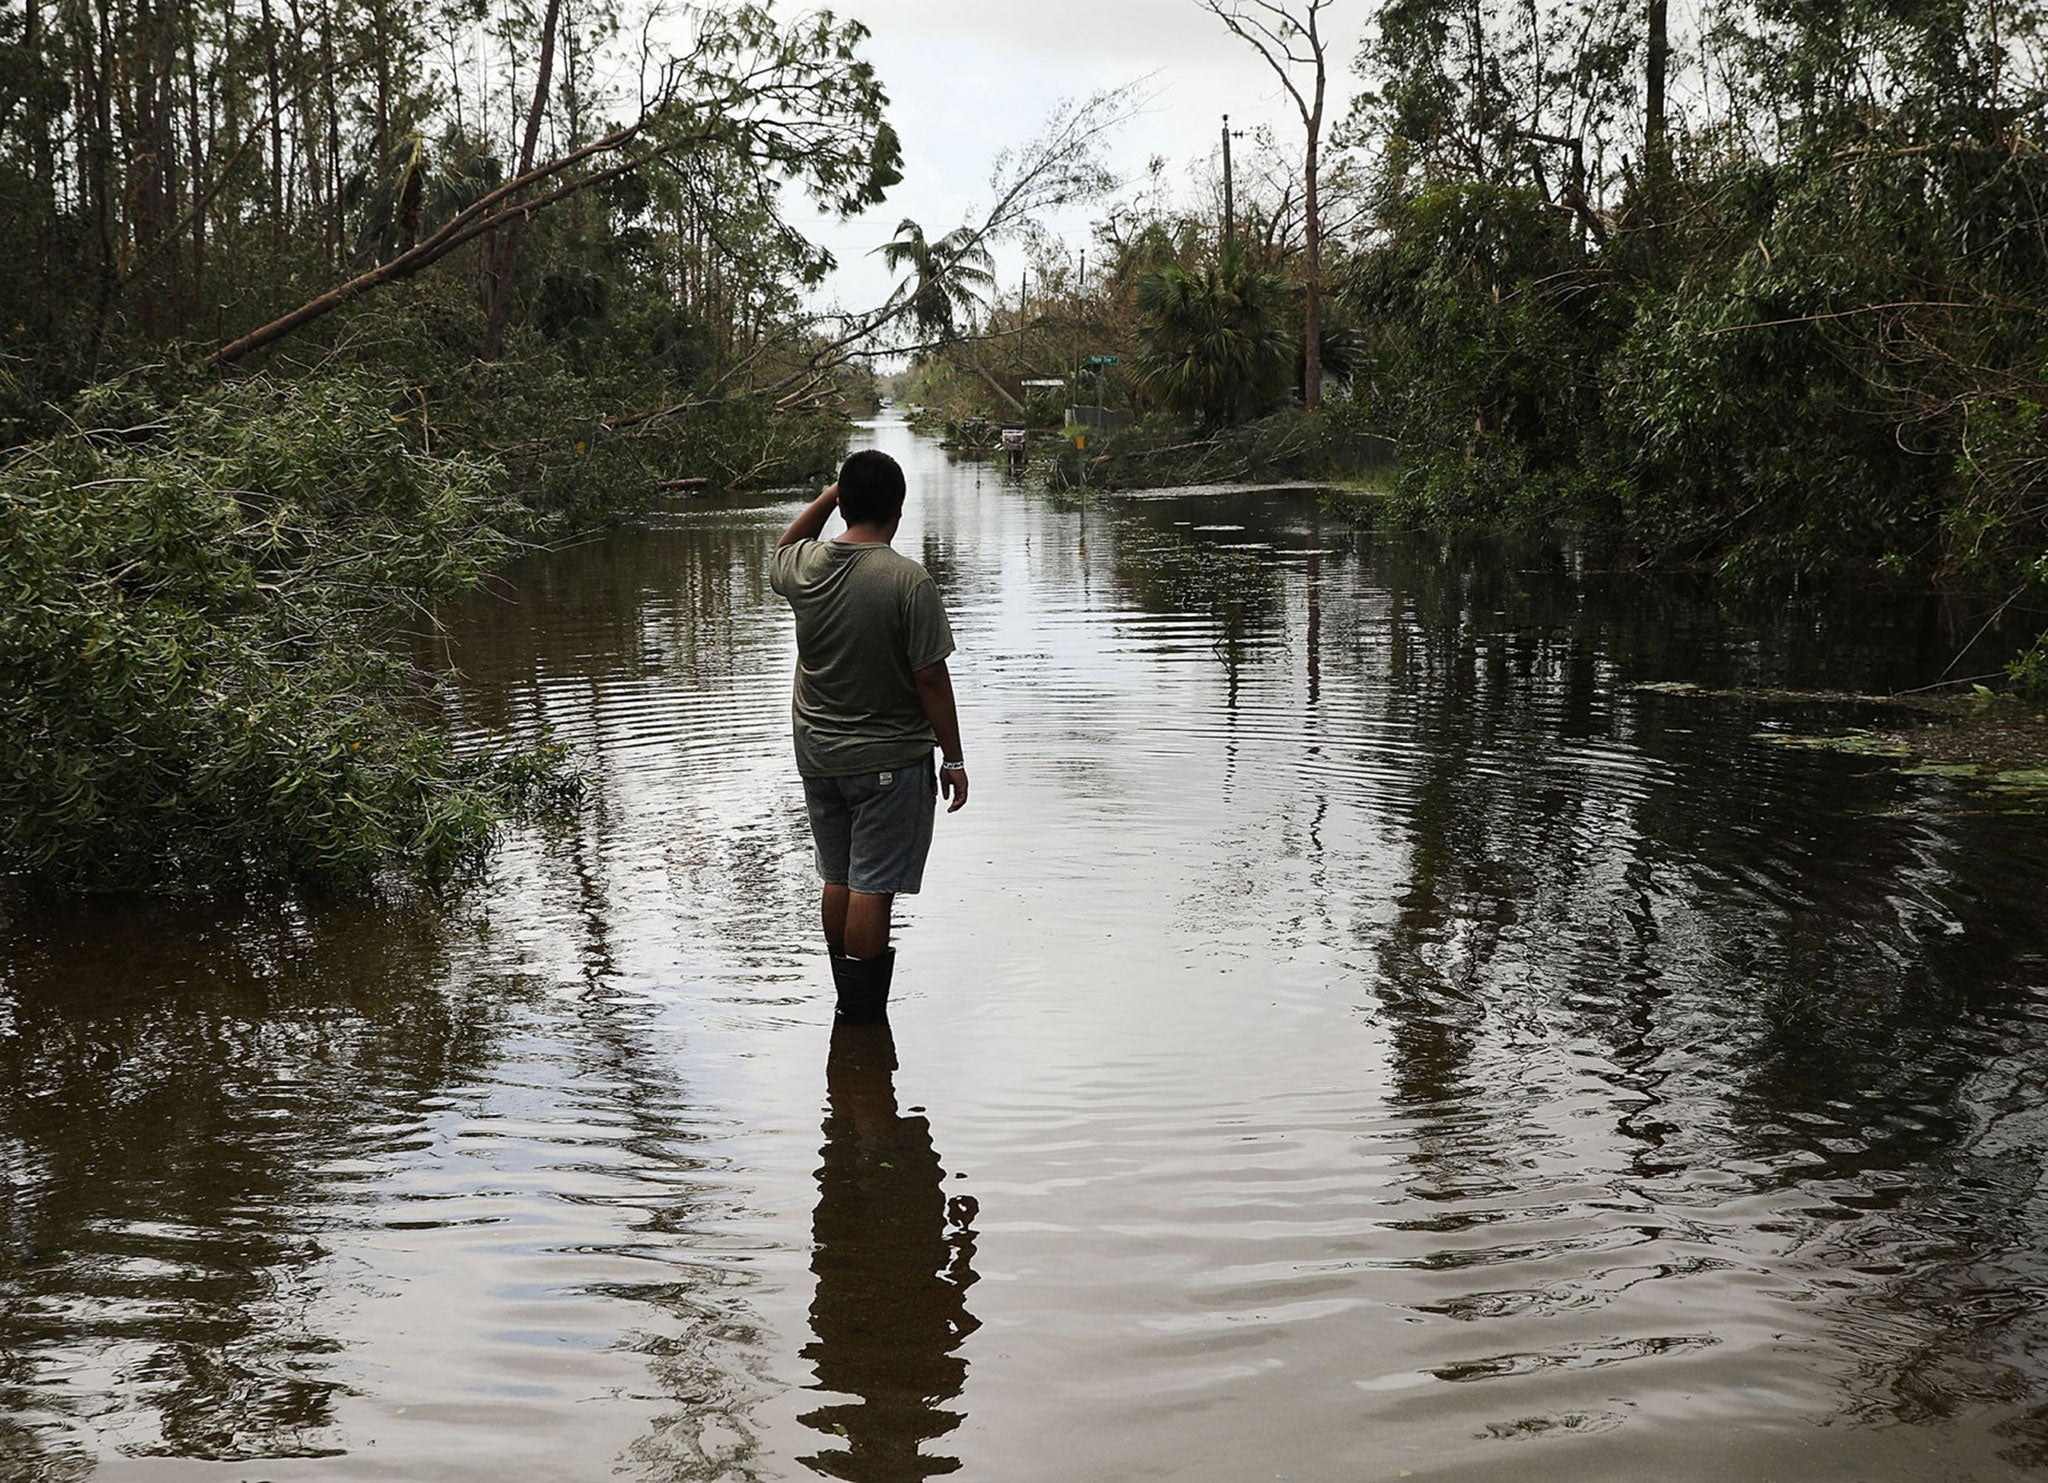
left=1064, top=406, right=1135, bottom=432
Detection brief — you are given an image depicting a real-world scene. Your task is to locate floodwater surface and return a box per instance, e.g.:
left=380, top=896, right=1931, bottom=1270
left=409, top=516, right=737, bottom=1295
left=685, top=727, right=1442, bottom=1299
left=5, top=418, right=2048, bottom=1481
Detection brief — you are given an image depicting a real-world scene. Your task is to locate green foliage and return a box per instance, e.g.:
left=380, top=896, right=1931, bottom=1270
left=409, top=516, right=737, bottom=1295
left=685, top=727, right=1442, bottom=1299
left=1593, top=139, right=2019, bottom=582
left=654, top=6, right=903, bottom=218
left=2011, top=636, right=2048, bottom=703
left=296, top=284, right=855, bottom=533
left=1329, top=87, right=2048, bottom=615
left=1344, top=182, right=1619, bottom=527
left=1022, top=385, right=1067, bottom=428
left=1605, top=289, right=1933, bottom=583
left=1330, top=0, right=2048, bottom=624
left=1133, top=246, right=1298, bottom=427
left=878, top=220, right=997, bottom=342
left=1046, top=403, right=1392, bottom=491
left=0, top=0, right=901, bottom=903
left=0, top=374, right=577, bottom=895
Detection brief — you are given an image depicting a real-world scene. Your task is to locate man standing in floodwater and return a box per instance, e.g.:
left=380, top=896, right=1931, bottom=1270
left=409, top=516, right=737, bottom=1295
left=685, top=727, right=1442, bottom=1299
left=772, top=449, right=969, bottom=1021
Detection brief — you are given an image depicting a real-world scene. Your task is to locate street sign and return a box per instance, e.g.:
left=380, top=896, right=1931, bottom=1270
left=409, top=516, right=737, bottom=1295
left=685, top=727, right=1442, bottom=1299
left=1084, top=354, right=1120, bottom=365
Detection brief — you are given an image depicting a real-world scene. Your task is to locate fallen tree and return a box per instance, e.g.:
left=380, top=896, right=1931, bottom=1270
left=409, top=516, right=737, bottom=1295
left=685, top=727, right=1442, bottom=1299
left=205, top=5, right=903, bottom=370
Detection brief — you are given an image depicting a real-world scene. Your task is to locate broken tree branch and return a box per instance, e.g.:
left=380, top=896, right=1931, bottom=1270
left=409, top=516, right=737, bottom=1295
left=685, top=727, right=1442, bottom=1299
left=207, top=115, right=708, bottom=367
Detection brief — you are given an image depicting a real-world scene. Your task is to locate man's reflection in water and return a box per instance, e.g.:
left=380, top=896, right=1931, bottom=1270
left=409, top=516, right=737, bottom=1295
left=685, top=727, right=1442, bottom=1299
left=800, top=1021, right=980, bottom=1481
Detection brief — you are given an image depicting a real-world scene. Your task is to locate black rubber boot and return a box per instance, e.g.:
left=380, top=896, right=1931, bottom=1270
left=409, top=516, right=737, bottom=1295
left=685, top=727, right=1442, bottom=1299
left=831, top=947, right=895, bottom=1023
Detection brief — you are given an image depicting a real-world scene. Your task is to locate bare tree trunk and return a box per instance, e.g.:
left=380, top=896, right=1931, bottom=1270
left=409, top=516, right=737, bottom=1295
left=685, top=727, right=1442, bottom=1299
left=1469, top=0, right=1489, bottom=176
left=320, top=0, right=339, bottom=270
left=965, top=337, right=1026, bottom=414
left=479, top=0, right=563, bottom=361
left=261, top=0, right=285, bottom=255
left=127, top=0, right=163, bottom=338
left=287, top=0, right=307, bottom=224
left=118, top=112, right=266, bottom=290
left=77, top=8, right=119, bottom=354
left=371, top=0, right=391, bottom=167
left=25, top=0, right=55, bottom=316
left=86, top=0, right=120, bottom=351
left=184, top=8, right=206, bottom=313
left=1302, top=43, right=1325, bottom=410
left=1199, top=1, right=1330, bottom=410
left=157, top=7, right=184, bottom=326
left=1645, top=0, right=1669, bottom=222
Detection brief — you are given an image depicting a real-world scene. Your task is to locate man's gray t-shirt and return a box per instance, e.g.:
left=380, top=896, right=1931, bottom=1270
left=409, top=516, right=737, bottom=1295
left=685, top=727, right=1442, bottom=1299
left=770, top=538, right=955, bottom=778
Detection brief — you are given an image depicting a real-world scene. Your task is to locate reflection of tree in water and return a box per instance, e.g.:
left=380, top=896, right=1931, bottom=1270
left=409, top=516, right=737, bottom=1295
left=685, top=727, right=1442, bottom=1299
left=1371, top=756, right=1523, bottom=1199
left=424, top=513, right=788, bottom=732
left=1349, top=528, right=2048, bottom=1459
left=1709, top=820, right=2048, bottom=1462
left=587, top=989, right=781, bottom=1483
left=1102, top=505, right=1286, bottom=687
left=915, top=531, right=963, bottom=604
left=427, top=510, right=818, bottom=974
left=801, top=1022, right=979, bottom=1482
left=0, top=885, right=787, bottom=1482
left=550, top=906, right=779, bottom=1483
left=1366, top=554, right=1596, bottom=1202
left=0, top=900, right=515, bottom=1470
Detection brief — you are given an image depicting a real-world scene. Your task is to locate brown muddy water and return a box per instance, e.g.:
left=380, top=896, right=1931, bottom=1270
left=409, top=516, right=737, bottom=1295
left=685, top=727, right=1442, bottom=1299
left=6, top=416, right=2048, bottom=1482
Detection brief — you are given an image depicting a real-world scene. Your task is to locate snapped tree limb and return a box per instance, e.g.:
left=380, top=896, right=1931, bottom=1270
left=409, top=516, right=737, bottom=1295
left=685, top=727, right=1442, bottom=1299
left=205, top=118, right=691, bottom=367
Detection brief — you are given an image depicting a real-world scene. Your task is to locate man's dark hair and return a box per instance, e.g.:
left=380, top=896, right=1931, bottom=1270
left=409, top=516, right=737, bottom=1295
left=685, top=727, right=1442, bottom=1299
left=837, top=449, right=906, bottom=526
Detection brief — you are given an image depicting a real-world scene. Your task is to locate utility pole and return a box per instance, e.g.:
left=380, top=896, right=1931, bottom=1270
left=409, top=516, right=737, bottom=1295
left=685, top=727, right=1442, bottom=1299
left=1204, top=0, right=1332, bottom=407
left=1074, top=247, right=1085, bottom=410
left=1222, top=113, right=1236, bottom=254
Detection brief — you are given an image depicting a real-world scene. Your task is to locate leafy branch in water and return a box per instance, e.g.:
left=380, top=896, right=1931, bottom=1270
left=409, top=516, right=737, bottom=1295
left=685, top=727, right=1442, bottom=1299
left=0, top=374, right=579, bottom=896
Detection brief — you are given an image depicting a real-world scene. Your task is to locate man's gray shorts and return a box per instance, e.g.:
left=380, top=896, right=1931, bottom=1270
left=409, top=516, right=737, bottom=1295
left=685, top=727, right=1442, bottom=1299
left=802, top=756, right=937, bottom=895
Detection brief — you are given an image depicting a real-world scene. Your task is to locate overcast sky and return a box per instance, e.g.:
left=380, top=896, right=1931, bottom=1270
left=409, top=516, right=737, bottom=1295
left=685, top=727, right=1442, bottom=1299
left=781, top=0, right=1374, bottom=319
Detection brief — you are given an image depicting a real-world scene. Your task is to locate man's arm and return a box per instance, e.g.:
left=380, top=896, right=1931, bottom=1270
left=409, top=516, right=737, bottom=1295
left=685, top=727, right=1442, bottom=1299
left=777, top=482, right=839, bottom=549
left=913, top=659, right=969, bottom=813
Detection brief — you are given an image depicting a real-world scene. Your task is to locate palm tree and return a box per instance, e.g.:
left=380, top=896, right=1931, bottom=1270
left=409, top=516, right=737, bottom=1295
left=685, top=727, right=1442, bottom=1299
left=875, top=219, right=996, bottom=342
left=878, top=219, right=1024, bottom=413
left=1133, top=244, right=1297, bottom=427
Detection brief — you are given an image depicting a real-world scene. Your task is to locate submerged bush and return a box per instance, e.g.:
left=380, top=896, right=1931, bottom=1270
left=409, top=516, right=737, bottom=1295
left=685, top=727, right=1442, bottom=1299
left=0, top=373, right=576, bottom=895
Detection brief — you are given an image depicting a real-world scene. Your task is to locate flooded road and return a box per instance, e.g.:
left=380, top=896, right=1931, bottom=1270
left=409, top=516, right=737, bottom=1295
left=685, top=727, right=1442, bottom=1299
left=6, top=416, right=2048, bottom=1481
